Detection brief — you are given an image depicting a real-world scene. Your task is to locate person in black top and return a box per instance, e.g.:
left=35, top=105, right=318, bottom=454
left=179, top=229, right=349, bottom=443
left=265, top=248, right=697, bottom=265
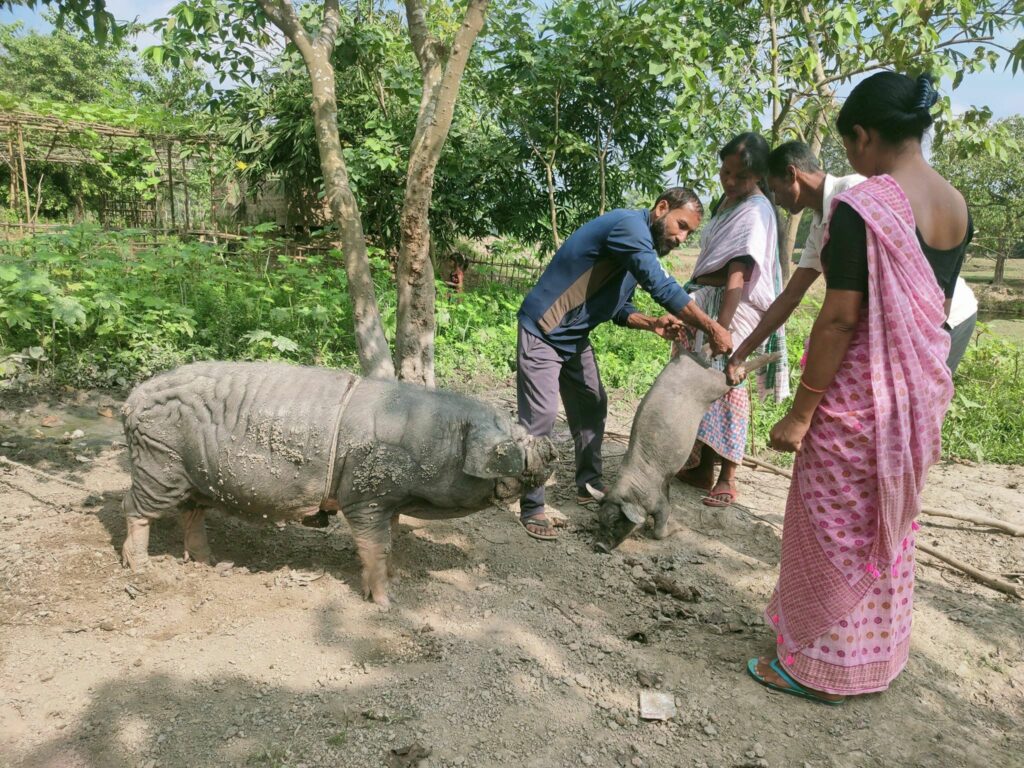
left=742, top=72, right=970, bottom=705
left=821, top=196, right=972, bottom=302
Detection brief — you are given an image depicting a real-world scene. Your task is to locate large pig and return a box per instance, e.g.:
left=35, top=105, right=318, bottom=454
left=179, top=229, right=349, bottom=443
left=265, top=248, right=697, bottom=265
left=592, top=350, right=780, bottom=552
left=120, top=361, right=555, bottom=608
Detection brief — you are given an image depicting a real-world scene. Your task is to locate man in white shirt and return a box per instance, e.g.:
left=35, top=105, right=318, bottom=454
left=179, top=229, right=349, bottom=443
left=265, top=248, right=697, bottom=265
left=726, top=141, right=864, bottom=383
left=945, top=276, right=978, bottom=373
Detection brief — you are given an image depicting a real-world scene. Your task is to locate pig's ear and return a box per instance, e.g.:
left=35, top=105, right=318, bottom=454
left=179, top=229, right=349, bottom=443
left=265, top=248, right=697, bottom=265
left=621, top=502, right=646, bottom=525
left=462, top=425, right=526, bottom=479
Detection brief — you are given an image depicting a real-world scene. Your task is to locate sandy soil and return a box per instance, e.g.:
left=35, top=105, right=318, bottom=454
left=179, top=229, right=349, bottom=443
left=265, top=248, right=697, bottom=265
left=1, top=385, right=1022, bottom=768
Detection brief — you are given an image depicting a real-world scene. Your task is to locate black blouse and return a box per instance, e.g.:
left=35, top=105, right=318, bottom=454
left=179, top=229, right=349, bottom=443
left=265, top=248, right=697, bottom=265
left=821, top=202, right=973, bottom=299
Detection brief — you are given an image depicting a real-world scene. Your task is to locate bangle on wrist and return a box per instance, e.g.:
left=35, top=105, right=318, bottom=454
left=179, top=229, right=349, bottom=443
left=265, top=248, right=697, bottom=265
left=799, top=378, right=829, bottom=394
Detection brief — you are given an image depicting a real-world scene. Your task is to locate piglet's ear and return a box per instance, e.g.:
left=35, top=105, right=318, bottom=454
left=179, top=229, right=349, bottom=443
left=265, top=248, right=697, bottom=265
left=462, top=424, right=526, bottom=479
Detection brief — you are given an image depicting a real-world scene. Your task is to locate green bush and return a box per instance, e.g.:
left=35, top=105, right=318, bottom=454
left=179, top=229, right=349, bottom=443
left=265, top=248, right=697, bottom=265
left=0, top=225, right=367, bottom=386
left=942, top=329, right=1024, bottom=464
left=2, top=226, right=1021, bottom=464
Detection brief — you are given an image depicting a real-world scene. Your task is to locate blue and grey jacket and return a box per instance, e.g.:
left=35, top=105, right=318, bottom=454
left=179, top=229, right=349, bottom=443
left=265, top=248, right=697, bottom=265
left=518, top=208, right=691, bottom=353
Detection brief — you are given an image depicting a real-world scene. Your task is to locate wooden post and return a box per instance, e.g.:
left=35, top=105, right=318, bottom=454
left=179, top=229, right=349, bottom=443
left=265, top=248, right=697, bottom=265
left=181, top=154, right=191, bottom=231
left=6, top=135, right=15, bottom=207
left=167, top=143, right=177, bottom=230
left=16, top=124, right=31, bottom=229
left=6, top=135, right=17, bottom=214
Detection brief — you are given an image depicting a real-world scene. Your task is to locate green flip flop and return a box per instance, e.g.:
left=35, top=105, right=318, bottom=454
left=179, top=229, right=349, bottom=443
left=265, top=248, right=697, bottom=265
left=746, top=658, right=846, bottom=706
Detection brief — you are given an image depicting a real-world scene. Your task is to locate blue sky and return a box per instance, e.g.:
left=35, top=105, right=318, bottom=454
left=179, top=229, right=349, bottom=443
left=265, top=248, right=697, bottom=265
left=3, top=1, right=1023, bottom=118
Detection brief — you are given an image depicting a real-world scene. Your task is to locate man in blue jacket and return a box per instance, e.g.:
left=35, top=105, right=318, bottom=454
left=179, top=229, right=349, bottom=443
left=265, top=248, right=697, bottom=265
left=517, top=187, right=733, bottom=540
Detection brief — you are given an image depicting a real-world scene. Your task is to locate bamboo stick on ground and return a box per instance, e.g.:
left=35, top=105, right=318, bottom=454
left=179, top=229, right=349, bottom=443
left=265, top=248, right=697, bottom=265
left=917, top=508, right=1024, bottom=537
left=742, top=456, right=1023, bottom=537
left=916, top=542, right=1022, bottom=599
left=743, top=455, right=792, bottom=479
left=0, top=456, right=92, bottom=493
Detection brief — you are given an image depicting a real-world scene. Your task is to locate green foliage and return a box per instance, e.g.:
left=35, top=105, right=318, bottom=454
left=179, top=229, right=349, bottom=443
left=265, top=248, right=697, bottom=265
left=646, top=0, right=1024, bottom=194
left=0, top=17, right=136, bottom=105
left=0, top=0, right=123, bottom=44
left=0, top=226, right=363, bottom=385
left=435, top=283, right=520, bottom=381
left=0, top=18, right=212, bottom=224
left=932, top=116, right=1024, bottom=256
left=2, top=228, right=1022, bottom=464
left=942, top=330, right=1024, bottom=464
left=747, top=303, right=1024, bottom=466
left=482, top=0, right=682, bottom=247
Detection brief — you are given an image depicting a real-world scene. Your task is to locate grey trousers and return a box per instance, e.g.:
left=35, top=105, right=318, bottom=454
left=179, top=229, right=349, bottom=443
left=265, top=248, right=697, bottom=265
left=946, top=312, right=976, bottom=375
left=516, top=324, right=607, bottom=519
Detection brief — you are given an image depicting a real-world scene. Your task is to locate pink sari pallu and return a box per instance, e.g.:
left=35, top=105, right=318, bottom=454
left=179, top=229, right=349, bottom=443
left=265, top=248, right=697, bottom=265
left=767, top=175, right=953, bottom=694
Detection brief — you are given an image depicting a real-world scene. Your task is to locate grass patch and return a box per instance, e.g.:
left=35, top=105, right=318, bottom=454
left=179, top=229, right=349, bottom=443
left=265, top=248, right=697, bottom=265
left=326, top=730, right=347, bottom=746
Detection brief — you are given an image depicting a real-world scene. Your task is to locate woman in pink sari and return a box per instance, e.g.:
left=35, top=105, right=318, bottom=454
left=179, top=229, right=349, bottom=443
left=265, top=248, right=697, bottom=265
left=745, top=73, right=970, bottom=703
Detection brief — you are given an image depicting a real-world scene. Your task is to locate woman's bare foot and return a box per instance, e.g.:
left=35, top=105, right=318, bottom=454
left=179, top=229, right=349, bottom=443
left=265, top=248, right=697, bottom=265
left=675, top=465, right=714, bottom=491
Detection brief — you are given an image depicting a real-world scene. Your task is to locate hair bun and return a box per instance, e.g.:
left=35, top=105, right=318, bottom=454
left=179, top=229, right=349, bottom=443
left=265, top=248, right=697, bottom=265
left=912, top=74, right=939, bottom=113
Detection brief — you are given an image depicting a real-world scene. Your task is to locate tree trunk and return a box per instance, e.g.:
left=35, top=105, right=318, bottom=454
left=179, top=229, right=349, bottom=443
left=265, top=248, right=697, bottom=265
left=307, top=51, right=396, bottom=379
left=768, top=0, right=780, bottom=139
left=993, top=248, right=1006, bottom=286
left=394, top=0, right=489, bottom=386
left=775, top=8, right=838, bottom=284
left=597, top=123, right=609, bottom=216
left=545, top=160, right=560, bottom=248
left=781, top=212, right=801, bottom=281
left=598, top=148, right=607, bottom=216
left=258, top=0, right=395, bottom=379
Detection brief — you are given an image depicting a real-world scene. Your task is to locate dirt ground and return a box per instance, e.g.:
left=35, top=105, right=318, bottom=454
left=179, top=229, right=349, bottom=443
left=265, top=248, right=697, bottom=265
left=1, top=384, right=1022, bottom=768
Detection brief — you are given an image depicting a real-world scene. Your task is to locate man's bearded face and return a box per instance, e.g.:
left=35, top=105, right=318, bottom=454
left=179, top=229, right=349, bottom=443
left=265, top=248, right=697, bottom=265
left=650, top=214, right=674, bottom=257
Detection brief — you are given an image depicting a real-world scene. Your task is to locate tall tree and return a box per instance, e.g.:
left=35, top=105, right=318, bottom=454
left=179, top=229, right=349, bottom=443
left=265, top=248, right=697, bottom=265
left=11, top=0, right=490, bottom=384
left=648, top=0, right=1024, bottom=275
left=0, top=16, right=136, bottom=105
left=933, top=115, right=1024, bottom=285
left=483, top=0, right=677, bottom=251
left=394, top=0, right=488, bottom=384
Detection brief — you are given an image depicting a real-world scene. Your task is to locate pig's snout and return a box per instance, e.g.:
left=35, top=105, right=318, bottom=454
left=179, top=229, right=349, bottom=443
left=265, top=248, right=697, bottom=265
left=595, top=498, right=642, bottom=552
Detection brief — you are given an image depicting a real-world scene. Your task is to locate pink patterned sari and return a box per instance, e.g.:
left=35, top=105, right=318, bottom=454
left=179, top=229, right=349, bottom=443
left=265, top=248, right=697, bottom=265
left=766, top=175, right=953, bottom=695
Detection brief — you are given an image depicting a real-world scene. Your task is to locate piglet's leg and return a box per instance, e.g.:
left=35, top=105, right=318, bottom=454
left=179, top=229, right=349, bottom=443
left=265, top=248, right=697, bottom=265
left=652, top=485, right=675, bottom=540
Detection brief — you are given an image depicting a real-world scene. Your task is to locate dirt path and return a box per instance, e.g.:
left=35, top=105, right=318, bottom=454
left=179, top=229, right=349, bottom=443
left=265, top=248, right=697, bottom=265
left=1, top=387, right=1022, bottom=768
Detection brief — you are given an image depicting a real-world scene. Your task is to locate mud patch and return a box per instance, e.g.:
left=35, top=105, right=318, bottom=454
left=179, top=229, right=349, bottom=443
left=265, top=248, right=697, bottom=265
left=1, top=384, right=1021, bottom=768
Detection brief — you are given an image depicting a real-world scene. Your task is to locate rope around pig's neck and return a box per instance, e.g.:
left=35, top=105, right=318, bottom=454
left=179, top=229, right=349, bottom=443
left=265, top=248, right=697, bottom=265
left=319, top=377, right=360, bottom=509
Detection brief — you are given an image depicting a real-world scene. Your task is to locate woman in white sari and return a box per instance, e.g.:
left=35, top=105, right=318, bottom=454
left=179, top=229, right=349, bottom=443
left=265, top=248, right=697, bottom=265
left=673, top=132, right=789, bottom=506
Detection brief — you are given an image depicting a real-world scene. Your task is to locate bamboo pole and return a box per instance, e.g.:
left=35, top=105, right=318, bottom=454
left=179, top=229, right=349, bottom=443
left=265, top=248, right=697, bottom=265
left=6, top=136, right=16, bottom=214
left=167, top=143, right=176, bottom=229
left=743, top=455, right=793, bottom=478
left=918, top=508, right=1024, bottom=537
left=181, top=154, right=191, bottom=231
left=917, top=542, right=1021, bottom=599
left=16, top=124, right=31, bottom=228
